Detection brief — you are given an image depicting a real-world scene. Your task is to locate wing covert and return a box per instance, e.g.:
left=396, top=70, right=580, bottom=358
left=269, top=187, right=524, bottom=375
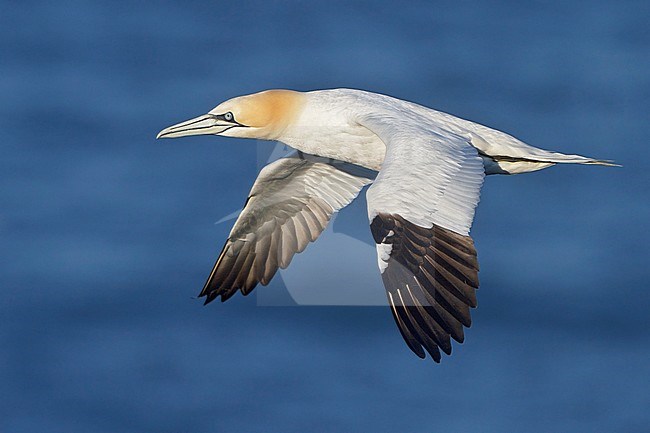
left=360, top=115, right=485, bottom=362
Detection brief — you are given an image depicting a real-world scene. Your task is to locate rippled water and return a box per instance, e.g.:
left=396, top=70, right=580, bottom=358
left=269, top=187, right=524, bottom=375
left=1, top=1, right=649, bottom=432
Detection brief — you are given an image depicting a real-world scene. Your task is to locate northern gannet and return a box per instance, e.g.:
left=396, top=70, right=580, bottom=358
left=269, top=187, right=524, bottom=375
left=157, top=89, right=615, bottom=362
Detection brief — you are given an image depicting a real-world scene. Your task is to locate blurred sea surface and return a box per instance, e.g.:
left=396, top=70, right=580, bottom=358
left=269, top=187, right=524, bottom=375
left=1, top=1, right=649, bottom=432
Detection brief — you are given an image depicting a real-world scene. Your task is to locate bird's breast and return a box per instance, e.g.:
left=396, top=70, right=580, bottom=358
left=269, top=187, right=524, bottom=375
left=279, top=126, right=385, bottom=171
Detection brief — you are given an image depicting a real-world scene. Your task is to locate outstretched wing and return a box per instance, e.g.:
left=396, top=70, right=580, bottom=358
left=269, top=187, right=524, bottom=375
left=200, top=152, right=375, bottom=304
left=360, top=114, right=485, bottom=362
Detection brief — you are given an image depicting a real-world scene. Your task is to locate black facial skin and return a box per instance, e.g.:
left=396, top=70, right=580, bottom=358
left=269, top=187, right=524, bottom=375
left=208, top=111, right=248, bottom=134
left=214, top=111, right=241, bottom=124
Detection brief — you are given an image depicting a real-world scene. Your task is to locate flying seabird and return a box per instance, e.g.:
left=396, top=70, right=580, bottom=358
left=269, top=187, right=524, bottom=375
left=157, top=89, right=615, bottom=362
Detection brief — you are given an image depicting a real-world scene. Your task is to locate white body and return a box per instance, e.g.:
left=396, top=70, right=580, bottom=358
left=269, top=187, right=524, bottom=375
left=280, top=89, right=601, bottom=174
left=158, top=88, right=614, bottom=362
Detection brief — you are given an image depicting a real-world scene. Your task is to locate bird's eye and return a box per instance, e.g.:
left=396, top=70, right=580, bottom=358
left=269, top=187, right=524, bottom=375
left=224, top=112, right=234, bottom=121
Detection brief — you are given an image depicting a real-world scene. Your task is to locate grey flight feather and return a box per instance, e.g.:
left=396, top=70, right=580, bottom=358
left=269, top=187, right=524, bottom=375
left=200, top=152, right=375, bottom=304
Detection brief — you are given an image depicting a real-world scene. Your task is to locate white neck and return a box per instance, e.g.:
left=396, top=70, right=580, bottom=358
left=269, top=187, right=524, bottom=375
left=277, top=90, right=386, bottom=170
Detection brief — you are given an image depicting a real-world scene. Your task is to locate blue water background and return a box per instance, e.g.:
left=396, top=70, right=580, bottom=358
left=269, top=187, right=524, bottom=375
left=1, top=1, right=649, bottom=432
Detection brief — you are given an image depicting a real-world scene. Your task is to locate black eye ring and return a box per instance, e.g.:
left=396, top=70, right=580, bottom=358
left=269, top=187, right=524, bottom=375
left=214, top=111, right=248, bottom=128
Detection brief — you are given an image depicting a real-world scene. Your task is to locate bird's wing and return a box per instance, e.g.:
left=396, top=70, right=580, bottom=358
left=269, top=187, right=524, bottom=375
left=200, top=152, right=375, bottom=304
left=359, top=114, right=485, bottom=362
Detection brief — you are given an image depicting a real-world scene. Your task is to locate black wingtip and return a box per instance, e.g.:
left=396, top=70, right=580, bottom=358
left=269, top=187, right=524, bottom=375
left=201, top=291, right=218, bottom=305
left=373, top=213, right=480, bottom=364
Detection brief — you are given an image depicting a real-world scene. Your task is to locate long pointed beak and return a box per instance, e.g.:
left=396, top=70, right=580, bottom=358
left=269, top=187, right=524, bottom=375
left=156, top=114, right=229, bottom=139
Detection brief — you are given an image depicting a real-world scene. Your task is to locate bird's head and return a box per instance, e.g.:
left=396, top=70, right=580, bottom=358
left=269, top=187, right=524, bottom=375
left=156, top=89, right=305, bottom=141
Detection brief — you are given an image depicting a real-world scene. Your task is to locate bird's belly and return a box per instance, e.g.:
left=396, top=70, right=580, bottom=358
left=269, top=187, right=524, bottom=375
left=281, top=131, right=386, bottom=171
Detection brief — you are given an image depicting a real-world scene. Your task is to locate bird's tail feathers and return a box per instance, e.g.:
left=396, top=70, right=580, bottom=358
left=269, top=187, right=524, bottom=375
left=483, top=151, right=620, bottom=175
left=511, top=149, right=620, bottom=167
left=576, top=159, right=621, bottom=167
